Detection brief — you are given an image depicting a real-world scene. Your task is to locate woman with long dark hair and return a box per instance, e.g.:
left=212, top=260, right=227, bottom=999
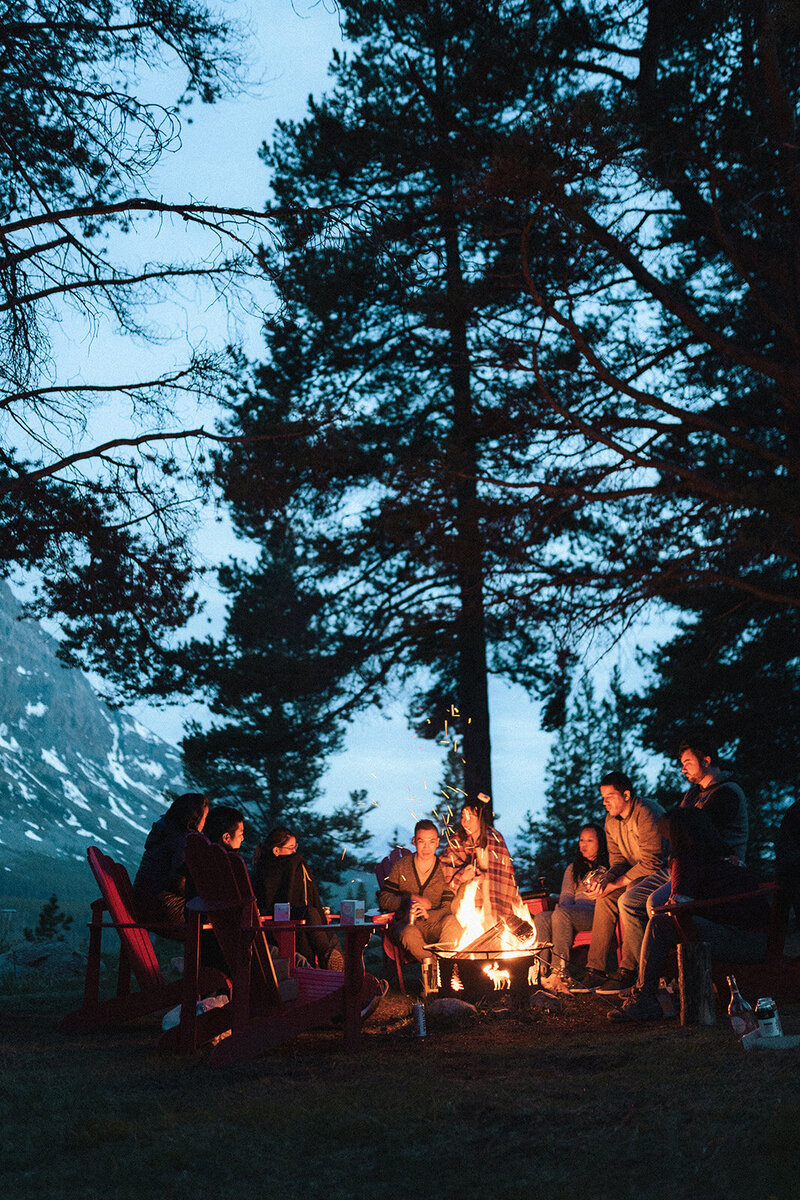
left=536, top=824, right=609, bottom=994
left=133, top=792, right=209, bottom=926
left=440, top=794, right=525, bottom=929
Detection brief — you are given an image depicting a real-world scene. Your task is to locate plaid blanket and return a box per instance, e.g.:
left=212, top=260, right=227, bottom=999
left=442, top=827, right=523, bottom=920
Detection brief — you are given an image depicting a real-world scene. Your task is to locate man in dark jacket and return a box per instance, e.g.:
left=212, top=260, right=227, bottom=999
left=378, top=820, right=463, bottom=961
left=678, top=735, right=749, bottom=863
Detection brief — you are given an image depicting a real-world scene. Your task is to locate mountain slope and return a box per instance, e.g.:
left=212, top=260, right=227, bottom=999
left=0, top=582, right=184, bottom=902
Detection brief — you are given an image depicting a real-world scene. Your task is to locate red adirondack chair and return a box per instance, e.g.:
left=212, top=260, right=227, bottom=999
left=158, top=834, right=383, bottom=1063
left=659, top=882, right=800, bottom=1005
left=374, top=847, right=414, bottom=993
left=61, top=846, right=226, bottom=1032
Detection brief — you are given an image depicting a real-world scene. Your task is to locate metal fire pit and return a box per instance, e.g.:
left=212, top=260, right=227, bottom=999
left=433, top=947, right=539, bottom=1007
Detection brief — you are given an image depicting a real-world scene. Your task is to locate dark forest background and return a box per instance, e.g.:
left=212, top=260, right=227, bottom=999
left=3, top=0, right=799, bottom=886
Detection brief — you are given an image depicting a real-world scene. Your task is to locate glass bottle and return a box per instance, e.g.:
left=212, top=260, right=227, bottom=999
left=727, top=974, right=758, bottom=1037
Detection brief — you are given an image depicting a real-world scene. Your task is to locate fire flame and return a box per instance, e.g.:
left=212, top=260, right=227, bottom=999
left=453, top=876, right=540, bottom=956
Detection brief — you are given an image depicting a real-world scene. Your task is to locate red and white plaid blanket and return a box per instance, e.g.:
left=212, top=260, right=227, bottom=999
left=442, top=827, right=523, bottom=919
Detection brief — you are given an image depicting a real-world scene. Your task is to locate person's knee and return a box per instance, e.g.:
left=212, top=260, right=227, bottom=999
left=619, top=889, right=646, bottom=920
left=398, top=926, right=425, bottom=959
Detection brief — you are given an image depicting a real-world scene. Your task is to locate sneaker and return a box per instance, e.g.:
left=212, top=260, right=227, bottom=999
left=569, top=969, right=608, bottom=993
left=541, top=971, right=571, bottom=995
left=326, top=948, right=345, bottom=972
left=595, top=968, right=637, bottom=994
left=607, top=989, right=664, bottom=1022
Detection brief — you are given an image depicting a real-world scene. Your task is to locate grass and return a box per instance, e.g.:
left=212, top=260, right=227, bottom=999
left=2, top=969, right=799, bottom=1200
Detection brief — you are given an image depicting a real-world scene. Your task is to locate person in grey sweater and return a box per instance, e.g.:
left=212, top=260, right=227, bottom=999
left=571, top=772, right=668, bottom=994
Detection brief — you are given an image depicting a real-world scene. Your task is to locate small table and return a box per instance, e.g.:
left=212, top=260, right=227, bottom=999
left=266, top=918, right=380, bottom=1051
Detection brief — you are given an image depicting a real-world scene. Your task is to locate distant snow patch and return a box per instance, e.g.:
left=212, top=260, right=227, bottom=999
left=0, top=725, right=20, bottom=752
left=16, top=665, right=30, bottom=676
left=41, top=747, right=69, bottom=774
left=76, top=828, right=107, bottom=844
left=25, top=701, right=47, bottom=717
left=106, top=794, right=150, bottom=834
left=62, top=780, right=91, bottom=811
left=24, top=829, right=43, bottom=841
left=132, top=758, right=165, bottom=779
left=63, top=811, right=79, bottom=826
left=113, top=836, right=130, bottom=846
left=98, top=816, right=107, bottom=830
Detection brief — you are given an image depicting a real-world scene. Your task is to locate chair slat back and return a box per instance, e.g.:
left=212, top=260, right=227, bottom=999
left=375, top=846, right=406, bottom=891
left=184, top=834, right=280, bottom=1005
left=87, top=846, right=163, bottom=988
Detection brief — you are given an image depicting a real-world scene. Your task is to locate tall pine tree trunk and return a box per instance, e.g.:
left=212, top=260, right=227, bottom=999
left=433, top=28, right=492, bottom=810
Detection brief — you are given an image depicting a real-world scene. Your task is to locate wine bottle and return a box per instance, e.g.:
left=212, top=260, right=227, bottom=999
left=727, top=974, right=758, bottom=1037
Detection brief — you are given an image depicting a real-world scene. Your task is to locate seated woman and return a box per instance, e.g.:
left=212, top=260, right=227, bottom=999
left=440, top=795, right=526, bottom=933
left=251, top=828, right=344, bottom=972
left=536, top=824, right=609, bottom=993
left=133, top=792, right=209, bottom=927
left=610, top=806, right=770, bottom=1022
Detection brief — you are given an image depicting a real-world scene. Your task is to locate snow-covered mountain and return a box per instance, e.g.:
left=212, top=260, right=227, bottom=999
left=0, top=582, right=184, bottom=899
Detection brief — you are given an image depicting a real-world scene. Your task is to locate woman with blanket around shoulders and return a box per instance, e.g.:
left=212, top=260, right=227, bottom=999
left=440, top=794, right=525, bottom=930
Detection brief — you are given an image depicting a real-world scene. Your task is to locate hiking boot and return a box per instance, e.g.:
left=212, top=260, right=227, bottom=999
left=569, top=969, right=608, bottom=993
left=607, top=989, right=664, bottom=1022
left=595, top=968, right=637, bottom=994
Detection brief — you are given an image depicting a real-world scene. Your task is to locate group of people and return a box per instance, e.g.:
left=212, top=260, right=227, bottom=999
left=130, top=728, right=791, bottom=1026
left=132, top=796, right=344, bottom=972
left=377, top=733, right=777, bottom=1024
left=525, top=736, right=766, bottom=1022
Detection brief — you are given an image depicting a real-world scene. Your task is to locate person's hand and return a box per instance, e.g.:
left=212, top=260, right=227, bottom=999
left=584, top=868, right=609, bottom=897
left=458, top=863, right=478, bottom=883
left=410, top=897, right=431, bottom=920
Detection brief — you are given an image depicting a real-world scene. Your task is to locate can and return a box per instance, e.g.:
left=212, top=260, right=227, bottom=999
left=755, top=996, right=783, bottom=1037
left=412, top=1002, right=427, bottom=1038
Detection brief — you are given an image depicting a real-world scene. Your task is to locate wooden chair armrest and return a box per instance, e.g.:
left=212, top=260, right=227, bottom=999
left=653, top=883, right=776, bottom=916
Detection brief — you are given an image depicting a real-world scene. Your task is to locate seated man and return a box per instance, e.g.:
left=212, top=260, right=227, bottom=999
left=378, top=820, right=463, bottom=963
left=609, top=807, right=770, bottom=1022
left=572, top=771, right=668, bottom=994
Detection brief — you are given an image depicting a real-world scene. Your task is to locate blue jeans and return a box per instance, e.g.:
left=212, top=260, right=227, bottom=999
left=586, top=870, right=670, bottom=973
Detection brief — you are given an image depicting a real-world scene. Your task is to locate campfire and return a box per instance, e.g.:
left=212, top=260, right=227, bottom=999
left=430, top=877, right=544, bottom=1006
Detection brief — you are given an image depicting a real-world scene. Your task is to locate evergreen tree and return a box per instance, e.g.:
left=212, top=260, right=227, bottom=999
left=515, top=669, right=643, bottom=886
left=213, top=0, right=576, bottom=805
left=461, top=0, right=800, bottom=831
left=181, top=522, right=372, bottom=875
left=24, top=895, right=73, bottom=943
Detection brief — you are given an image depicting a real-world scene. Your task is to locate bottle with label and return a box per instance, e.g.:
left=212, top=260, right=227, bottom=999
left=727, top=974, right=758, bottom=1037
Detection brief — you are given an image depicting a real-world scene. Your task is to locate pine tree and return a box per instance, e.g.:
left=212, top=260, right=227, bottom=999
left=213, top=0, right=576, bottom=805
left=515, top=670, right=643, bottom=886
left=181, top=522, right=373, bottom=875
left=24, top=895, right=73, bottom=943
